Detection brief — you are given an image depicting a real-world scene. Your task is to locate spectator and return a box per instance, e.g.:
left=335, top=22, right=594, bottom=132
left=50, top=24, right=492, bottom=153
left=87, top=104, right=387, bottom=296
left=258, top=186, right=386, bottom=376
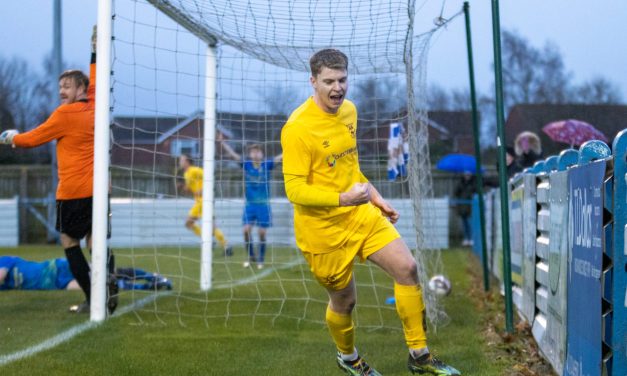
left=506, top=145, right=523, bottom=178
left=454, top=172, right=476, bottom=247
left=514, top=131, right=542, bottom=169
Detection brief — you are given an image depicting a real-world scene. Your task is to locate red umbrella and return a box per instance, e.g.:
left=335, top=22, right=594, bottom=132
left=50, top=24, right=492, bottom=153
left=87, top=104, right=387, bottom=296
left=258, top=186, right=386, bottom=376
left=542, top=119, right=608, bottom=147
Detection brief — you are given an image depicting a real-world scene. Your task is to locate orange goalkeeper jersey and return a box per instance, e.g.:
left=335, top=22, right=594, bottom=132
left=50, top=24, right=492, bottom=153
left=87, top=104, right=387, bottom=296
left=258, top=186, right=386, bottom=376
left=13, top=58, right=95, bottom=200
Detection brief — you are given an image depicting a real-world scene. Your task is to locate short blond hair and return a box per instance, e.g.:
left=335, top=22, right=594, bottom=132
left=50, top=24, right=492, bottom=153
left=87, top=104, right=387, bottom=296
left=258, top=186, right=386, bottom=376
left=59, top=70, right=89, bottom=90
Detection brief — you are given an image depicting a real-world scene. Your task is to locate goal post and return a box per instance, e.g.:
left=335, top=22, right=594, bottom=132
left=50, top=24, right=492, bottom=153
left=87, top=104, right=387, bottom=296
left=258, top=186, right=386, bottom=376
left=91, top=0, right=113, bottom=322
left=200, top=44, right=217, bottom=291
left=95, top=0, right=462, bottom=328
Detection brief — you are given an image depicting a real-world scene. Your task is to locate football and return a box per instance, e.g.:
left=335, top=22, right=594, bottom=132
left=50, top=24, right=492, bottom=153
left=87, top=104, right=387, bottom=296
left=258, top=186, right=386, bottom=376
left=428, top=274, right=452, bottom=297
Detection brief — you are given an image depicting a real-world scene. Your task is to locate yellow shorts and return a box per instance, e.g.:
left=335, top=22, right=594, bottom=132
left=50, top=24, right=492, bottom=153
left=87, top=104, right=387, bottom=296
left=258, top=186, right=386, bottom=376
left=188, top=200, right=202, bottom=218
left=302, top=213, right=400, bottom=291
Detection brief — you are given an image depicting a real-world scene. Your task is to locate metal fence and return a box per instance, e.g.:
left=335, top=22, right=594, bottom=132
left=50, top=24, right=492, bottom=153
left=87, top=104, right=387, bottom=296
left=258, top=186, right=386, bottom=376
left=471, top=131, right=627, bottom=376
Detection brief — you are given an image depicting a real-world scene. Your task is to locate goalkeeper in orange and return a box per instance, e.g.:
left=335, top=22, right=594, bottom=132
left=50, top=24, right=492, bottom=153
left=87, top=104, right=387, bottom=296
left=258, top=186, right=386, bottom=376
left=281, top=49, right=461, bottom=375
left=178, top=154, right=232, bottom=256
left=0, top=26, right=117, bottom=315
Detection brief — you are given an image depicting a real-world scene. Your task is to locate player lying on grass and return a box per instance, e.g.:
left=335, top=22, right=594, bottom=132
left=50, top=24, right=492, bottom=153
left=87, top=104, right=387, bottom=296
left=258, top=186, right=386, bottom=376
left=0, top=256, right=171, bottom=292
left=0, top=26, right=117, bottom=314
left=281, top=48, right=461, bottom=375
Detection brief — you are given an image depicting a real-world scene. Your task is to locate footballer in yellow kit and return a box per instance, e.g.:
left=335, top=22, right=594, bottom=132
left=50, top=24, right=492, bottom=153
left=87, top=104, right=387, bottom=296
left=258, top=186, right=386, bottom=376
left=178, top=155, right=230, bottom=255
left=282, top=96, right=399, bottom=290
left=184, top=164, right=203, bottom=218
left=281, top=49, right=461, bottom=376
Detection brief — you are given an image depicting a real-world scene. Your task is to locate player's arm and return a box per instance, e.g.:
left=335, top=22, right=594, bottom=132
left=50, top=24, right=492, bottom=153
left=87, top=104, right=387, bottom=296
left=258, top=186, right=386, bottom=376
left=284, top=174, right=339, bottom=206
left=88, top=25, right=97, bottom=102
left=0, top=268, right=7, bottom=285
left=273, top=153, right=283, bottom=164
left=6, top=111, right=65, bottom=148
left=284, top=174, right=370, bottom=207
left=360, top=171, right=400, bottom=223
left=217, top=132, right=241, bottom=161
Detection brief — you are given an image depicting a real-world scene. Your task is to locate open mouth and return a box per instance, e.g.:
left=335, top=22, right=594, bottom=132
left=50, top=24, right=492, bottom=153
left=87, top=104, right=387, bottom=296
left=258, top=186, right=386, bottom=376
left=330, top=94, right=343, bottom=102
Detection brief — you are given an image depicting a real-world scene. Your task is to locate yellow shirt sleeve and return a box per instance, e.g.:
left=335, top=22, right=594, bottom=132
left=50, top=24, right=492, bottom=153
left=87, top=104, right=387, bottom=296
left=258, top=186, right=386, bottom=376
left=359, top=171, right=369, bottom=183
left=281, top=123, right=311, bottom=176
left=284, top=174, right=340, bottom=207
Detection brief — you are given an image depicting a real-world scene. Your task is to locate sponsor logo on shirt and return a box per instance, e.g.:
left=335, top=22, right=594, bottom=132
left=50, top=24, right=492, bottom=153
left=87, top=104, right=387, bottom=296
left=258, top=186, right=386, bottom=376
left=322, top=140, right=330, bottom=148
left=345, top=123, right=356, bottom=138
left=326, top=146, right=357, bottom=168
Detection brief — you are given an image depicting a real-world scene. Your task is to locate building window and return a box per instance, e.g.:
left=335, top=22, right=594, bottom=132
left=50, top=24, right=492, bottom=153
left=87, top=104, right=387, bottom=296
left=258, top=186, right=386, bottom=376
left=171, top=139, right=200, bottom=158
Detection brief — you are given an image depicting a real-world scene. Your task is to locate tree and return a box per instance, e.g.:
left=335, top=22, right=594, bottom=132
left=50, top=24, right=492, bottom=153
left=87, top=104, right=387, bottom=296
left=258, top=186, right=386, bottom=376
left=426, top=84, right=471, bottom=111
left=256, top=83, right=303, bottom=116
left=573, top=77, right=623, bottom=104
left=0, top=53, right=74, bottom=163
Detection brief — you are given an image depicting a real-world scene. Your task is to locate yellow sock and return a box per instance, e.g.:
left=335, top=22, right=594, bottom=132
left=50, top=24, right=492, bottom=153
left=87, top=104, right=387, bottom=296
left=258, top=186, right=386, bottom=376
left=326, top=305, right=355, bottom=355
left=394, top=282, right=427, bottom=349
left=213, top=227, right=227, bottom=248
left=192, top=224, right=201, bottom=237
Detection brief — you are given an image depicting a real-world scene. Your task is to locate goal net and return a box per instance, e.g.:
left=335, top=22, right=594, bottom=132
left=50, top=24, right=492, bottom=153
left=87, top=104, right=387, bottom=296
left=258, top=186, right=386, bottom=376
left=104, top=0, right=456, bottom=329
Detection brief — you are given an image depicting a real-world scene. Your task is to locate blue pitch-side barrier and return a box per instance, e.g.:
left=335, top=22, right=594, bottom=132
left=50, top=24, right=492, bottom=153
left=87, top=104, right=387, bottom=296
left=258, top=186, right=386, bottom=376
left=471, top=130, right=627, bottom=376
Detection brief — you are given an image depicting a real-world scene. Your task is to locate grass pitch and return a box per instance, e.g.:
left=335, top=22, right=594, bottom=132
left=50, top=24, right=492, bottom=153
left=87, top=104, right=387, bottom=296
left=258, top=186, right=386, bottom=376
left=0, top=245, right=514, bottom=375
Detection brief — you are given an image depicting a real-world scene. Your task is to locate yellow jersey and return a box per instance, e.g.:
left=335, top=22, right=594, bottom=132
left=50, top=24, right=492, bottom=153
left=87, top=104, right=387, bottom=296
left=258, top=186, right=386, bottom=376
left=282, top=97, right=378, bottom=253
left=184, top=165, right=203, bottom=200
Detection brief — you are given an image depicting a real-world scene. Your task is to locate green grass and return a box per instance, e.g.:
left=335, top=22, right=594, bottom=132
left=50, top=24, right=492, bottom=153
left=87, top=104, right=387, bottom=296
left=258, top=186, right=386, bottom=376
left=0, top=246, right=515, bottom=375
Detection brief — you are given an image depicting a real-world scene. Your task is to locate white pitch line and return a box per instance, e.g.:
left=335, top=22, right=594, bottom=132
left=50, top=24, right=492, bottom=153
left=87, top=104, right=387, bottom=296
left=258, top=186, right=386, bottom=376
left=0, top=292, right=168, bottom=367
left=0, top=259, right=305, bottom=367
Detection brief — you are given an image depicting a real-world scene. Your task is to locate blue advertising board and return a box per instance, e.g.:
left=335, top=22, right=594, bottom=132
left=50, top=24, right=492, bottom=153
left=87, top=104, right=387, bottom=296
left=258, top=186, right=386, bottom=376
left=611, top=130, right=627, bottom=376
left=565, top=159, right=606, bottom=376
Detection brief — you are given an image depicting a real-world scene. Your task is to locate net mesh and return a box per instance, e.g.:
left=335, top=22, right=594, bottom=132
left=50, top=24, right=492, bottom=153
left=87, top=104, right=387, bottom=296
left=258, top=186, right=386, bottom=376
left=107, top=0, right=458, bottom=330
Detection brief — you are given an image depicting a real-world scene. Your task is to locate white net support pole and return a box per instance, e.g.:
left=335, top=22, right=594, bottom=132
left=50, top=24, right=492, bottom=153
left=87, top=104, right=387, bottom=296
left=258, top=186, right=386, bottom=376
left=200, top=44, right=217, bottom=291
left=91, top=0, right=113, bottom=322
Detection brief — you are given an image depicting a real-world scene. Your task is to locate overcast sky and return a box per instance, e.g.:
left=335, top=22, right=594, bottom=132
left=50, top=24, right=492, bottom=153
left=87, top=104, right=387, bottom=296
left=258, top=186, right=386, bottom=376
left=1, top=0, right=625, bottom=112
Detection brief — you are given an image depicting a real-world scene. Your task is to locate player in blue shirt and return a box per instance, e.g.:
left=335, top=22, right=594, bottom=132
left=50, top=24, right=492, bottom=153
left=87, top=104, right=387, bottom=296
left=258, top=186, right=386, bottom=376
left=0, top=256, right=77, bottom=290
left=219, top=132, right=282, bottom=269
left=1, top=256, right=172, bottom=293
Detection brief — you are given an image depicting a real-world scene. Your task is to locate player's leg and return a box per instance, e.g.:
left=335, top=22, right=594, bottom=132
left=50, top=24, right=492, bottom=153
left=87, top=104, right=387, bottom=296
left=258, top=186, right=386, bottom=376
left=256, top=227, right=267, bottom=269
left=61, top=233, right=91, bottom=313
left=242, top=224, right=254, bottom=267
left=242, top=205, right=256, bottom=266
left=302, top=249, right=381, bottom=375
left=186, top=201, right=202, bottom=236
left=368, top=239, right=460, bottom=375
left=256, top=204, right=271, bottom=268
left=212, top=223, right=231, bottom=256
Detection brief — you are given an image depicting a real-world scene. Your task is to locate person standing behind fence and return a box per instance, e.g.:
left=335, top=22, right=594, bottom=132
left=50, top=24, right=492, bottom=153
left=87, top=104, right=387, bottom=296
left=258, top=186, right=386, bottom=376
left=0, top=27, right=116, bottom=314
left=453, top=172, right=476, bottom=247
left=218, top=132, right=282, bottom=269
left=514, top=131, right=542, bottom=169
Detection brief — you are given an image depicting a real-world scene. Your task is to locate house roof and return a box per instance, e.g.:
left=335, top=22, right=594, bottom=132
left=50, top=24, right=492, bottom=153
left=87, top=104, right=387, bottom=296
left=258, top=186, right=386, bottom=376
left=429, top=111, right=474, bottom=138
left=112, top=116, right=183, bottom=145
left=112, top=112, right=287, bottom=145
left=505, top=104, right=627, bottom=155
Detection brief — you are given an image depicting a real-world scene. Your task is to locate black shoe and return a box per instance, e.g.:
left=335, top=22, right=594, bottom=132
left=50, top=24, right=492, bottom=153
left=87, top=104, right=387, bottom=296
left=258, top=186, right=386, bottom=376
left=69, top=301, right=90, bottom=314
left=225, top=246, right=233, bottom=257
